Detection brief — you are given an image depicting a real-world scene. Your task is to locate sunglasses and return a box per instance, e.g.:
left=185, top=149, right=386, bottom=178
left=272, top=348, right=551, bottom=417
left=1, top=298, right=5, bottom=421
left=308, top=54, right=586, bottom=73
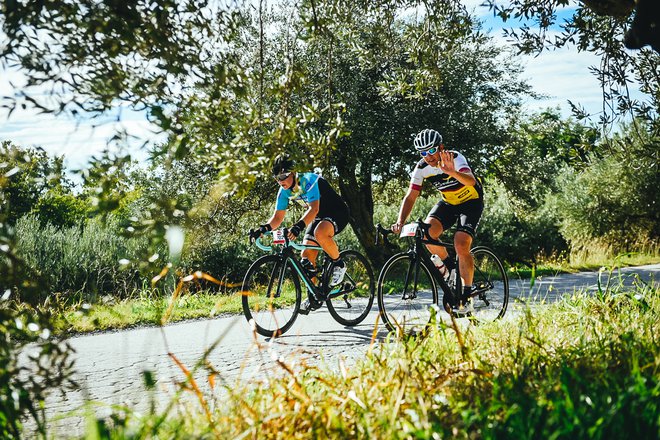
left=419, top=146, right=439, bottom=157
left=275, top=172, right=291, bottom=181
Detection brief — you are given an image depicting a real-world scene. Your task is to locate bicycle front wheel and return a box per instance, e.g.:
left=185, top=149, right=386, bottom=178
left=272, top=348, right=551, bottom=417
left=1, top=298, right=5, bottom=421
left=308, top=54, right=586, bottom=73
left=242, top=255, right=302, bottom=337
left=377, top=253, right=438, bottom=336
left=326, top=250, right=375, bottom=327
left=469, top=246, right=509, bottom=322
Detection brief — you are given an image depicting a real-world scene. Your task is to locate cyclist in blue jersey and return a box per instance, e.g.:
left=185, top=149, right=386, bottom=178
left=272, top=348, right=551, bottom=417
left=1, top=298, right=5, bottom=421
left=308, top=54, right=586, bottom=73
left=249, top=154, right=351, bottom=311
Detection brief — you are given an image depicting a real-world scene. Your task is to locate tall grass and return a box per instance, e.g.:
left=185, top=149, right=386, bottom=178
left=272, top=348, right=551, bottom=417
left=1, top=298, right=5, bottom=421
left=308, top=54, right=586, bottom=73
left=14, top=215, right=148, bottom=301
left=69, top=279, right=659, bottom=439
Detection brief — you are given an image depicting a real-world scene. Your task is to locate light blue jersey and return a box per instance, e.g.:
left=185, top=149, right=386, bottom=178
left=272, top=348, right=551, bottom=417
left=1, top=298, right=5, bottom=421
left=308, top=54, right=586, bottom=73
left=275, top=172, right=321, bottom=210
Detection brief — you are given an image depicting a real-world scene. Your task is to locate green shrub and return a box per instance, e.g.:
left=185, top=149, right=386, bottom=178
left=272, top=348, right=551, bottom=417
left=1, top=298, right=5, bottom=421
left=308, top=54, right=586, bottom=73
left=31, top=190, right=91, bottom=229
left=555, top=138, right=659, bottom=255
left=0, top=304, right=75, bottom=439
left=478, top=179, right=568, bottom=265
left=180, top=238, right=254, bottom=290
left=14, top=215, right=148, bottom=300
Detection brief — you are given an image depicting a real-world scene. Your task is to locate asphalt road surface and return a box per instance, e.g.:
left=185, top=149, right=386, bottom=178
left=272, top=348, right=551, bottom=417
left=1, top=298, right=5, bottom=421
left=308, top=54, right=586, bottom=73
left=21, top=263, right=659, bottom=437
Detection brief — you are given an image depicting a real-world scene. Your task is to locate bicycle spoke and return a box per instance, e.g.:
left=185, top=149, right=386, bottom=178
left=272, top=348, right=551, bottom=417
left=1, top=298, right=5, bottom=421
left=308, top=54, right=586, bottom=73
left=242, top=256, right=301, bottom=337
left=378, top=254, right=437, bottom=335
left=326, top=250, right=375, bottom=326
left=469, top=247, right=508, bottom=322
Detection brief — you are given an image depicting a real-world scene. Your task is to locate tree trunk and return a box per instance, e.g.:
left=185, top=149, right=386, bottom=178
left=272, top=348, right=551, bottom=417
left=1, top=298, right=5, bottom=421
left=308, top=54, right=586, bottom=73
left=336, top=162, right=391, bottom=268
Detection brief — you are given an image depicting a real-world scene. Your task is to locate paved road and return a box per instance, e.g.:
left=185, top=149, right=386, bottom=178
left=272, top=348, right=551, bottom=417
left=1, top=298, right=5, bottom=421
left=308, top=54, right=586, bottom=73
left=22, top=264, right=659, bottom=437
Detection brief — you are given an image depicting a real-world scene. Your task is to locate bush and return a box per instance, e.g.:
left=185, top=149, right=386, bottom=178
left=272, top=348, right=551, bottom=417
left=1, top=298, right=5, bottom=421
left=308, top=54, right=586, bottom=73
left=478, top=179, right=568, bottom=265
left=555, top=139, right=659, bottom=255
left=14, top=215, right=148, bottom=300
left=31, top=191, right=91, bottom=229
left=180, top=238, right=255, bottom=291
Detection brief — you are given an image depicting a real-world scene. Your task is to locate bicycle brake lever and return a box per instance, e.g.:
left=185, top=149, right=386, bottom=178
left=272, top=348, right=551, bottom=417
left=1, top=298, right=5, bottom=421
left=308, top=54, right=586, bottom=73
left=376, top=224, right=393, bottom=246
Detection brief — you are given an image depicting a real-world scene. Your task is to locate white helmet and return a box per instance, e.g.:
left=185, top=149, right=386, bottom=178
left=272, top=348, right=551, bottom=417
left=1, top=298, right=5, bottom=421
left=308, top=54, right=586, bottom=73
left=413, top=129, right=443, bottom=151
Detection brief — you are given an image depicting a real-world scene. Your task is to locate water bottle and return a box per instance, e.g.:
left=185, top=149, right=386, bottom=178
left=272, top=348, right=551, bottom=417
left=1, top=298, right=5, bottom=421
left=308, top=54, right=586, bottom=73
left=430, top=254, right=449, bottom=279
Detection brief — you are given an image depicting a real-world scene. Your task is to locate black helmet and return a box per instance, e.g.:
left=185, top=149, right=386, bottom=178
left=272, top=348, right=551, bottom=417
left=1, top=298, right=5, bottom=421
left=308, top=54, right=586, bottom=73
left=271, top=154, right=295, bottom=177
left=413, top=129, right=443, bottom=151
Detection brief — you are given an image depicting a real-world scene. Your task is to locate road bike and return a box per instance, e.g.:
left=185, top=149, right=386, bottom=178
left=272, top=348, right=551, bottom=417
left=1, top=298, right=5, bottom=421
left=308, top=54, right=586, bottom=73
left=242, top=229, right=375, bottom=337
left=376, top=219, right=509, bottom=335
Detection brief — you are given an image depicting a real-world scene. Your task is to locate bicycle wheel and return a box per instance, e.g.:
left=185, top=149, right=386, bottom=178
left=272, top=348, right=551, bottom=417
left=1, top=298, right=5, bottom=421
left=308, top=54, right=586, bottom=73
left=469, top=246, right=509, bottom=322
left=242, top=255, right=302, bottom=337
left=326, top=250, right=375, bottom=327
left=377, top=253, right=438, bottom=335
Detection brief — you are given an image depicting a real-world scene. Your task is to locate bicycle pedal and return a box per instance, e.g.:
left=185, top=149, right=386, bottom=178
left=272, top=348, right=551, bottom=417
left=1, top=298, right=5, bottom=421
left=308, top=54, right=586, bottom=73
left=300, top=298, right=322, bottom=315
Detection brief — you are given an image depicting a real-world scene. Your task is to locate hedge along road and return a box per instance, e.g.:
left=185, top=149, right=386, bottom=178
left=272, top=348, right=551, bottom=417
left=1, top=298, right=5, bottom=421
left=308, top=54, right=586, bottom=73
left=20, top=263, right=660, bottom=436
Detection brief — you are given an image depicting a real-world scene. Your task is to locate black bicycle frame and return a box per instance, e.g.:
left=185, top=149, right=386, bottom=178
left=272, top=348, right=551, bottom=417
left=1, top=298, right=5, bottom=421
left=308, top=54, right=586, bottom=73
left=380, top=220, right=461, bottom=303
left=274, top=241, right=354, bottom=303
left=419, top=228, right=460, bottom=301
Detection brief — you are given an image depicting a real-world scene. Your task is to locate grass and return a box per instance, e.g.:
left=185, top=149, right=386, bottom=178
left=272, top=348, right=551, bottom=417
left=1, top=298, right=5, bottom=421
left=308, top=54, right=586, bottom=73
left=40, top=251, right=660, bottom=335
left=48, top=290, right=245, bottom=335
left=508, top=251, right=659, bottom=280
left=62, top=278, right=659, bottom=439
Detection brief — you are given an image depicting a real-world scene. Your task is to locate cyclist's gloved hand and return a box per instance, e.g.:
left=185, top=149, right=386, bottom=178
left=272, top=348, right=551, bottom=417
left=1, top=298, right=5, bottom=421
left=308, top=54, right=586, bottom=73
left=249, top=224, right=271, bottom=242
left=288, top=220, right=306, bottom=239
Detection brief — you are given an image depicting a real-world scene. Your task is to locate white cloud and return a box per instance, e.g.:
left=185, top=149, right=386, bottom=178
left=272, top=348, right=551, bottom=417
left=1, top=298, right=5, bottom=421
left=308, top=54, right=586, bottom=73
left=490, top=29, right=645, bottom=120
left=519, top=46, right=606, bottom=116
left=0, top=63, right=165, bottom=170
left=0, top=64, right=165, bottom=171
left=0, top=106, right=164, bottom=170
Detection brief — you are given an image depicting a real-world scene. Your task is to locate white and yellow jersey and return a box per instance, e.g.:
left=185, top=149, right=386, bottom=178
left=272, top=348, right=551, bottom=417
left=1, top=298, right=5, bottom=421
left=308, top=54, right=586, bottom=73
left=409, top=150, right=483, bottom=205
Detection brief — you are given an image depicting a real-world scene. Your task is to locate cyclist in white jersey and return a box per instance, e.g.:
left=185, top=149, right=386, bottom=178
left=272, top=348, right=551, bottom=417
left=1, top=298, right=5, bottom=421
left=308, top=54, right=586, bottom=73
left=391, top=129, right=484, bottom=314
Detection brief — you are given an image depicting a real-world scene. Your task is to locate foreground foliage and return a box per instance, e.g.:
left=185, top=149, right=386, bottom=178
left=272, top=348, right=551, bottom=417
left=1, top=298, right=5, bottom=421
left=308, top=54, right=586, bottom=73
left=77, top=280, right=659, bottom=439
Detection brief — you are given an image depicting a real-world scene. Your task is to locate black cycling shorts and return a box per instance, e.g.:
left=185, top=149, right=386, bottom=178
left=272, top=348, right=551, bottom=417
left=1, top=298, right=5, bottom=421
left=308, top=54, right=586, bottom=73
left=428, top=198, right=483, bottom=238
left=303, top=212, right=349, bottom=244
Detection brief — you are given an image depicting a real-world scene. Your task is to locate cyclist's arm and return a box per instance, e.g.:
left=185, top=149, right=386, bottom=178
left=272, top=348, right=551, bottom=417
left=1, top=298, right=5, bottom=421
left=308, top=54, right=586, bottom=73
left=299, top=199, right=320, bottom=227
left=446, top=169, right=476, bottom=187
left=440, top=150, right=477, bottom=186
left=394, top=187, right=420, bottom=230
left=266, top=209, right=286, bottom=230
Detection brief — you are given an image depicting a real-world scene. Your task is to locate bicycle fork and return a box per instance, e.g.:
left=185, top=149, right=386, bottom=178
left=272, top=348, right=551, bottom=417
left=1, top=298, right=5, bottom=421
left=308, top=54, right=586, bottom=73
left=402, top=254, right=420, bottom=300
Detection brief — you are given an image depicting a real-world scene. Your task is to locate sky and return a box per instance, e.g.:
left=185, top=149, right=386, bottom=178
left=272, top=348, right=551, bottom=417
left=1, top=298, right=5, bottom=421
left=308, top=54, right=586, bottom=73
left=0, top=2, right=640, bottom=172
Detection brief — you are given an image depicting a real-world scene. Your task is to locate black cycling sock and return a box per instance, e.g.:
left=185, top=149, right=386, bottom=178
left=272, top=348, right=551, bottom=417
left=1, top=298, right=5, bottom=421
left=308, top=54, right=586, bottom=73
left=301, top=257, right=316, bottom=271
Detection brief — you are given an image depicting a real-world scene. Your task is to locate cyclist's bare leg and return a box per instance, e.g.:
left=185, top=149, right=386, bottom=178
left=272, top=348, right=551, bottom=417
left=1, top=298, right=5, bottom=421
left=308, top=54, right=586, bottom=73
left=301, top=245, right=319, bottom=265
left=454, top=231, right=474, bottom=286
left=312, top=220, right=340, bottom=260
left=423, top=216, right=448, bottom=259
left=300, top=243, right=320, bottom=286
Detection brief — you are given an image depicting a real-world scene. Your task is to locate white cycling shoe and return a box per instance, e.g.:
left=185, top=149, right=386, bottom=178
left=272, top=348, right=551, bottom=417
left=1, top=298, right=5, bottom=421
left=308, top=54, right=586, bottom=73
left=451, top=299, right=473, bottom=317
left=329, top=261, right=347, bottom=286
left=452, top=286, right=476, bottom=317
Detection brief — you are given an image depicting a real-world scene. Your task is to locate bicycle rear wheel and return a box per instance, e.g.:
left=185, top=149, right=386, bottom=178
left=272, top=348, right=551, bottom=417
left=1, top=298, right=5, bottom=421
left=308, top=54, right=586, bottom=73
left=242, top=255, right=302, bottom=337
left=469, top=246, right=509, bottom=322
left=325, top=250, right=375, bottom=326
left=377, top=253, right=438, bottom=335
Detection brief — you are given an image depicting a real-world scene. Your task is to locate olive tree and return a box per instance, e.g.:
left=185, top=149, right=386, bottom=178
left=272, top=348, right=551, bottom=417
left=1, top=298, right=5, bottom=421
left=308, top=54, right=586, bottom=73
left=484, top=0, right=659, bottom=132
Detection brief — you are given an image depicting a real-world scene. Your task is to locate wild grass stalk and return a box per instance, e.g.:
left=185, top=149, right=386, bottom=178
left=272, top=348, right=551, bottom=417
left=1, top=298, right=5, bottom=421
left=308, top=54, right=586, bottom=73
left=72, top=279, right=659, bottom=439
